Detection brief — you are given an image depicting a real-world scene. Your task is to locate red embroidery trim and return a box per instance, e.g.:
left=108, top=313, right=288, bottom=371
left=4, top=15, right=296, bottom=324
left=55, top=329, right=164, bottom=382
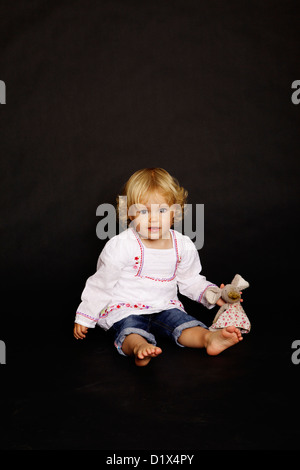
left=131, top=228, right=180, bottom=282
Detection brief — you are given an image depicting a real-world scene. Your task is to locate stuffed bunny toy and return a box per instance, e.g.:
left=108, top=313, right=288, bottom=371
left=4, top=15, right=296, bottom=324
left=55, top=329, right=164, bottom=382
left=205, top=274, right=251, bottom=334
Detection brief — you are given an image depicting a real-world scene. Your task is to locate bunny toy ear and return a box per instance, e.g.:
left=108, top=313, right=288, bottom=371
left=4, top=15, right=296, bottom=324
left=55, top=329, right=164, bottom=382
left=231, top=274, right=249, bottom=290
left=205, top=286, right=222, bottom=304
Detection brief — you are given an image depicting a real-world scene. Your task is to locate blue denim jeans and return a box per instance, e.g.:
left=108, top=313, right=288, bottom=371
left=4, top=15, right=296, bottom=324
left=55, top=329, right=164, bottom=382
left=112, top=308, right=208, bottom=356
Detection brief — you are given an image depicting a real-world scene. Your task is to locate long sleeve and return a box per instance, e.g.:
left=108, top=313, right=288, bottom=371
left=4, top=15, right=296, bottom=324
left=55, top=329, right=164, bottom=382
left=75, top=237, right=127, bottom=328
left=176, top=235, right=217, bottom=309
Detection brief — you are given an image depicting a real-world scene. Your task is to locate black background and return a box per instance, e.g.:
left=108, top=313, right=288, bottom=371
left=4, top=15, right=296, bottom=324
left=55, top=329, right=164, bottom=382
left=0, top=0, right=299, bottom=452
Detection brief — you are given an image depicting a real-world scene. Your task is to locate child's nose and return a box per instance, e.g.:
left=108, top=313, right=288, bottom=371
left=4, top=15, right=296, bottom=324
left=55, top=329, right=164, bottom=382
left=149, top=210, right=159, bottom=222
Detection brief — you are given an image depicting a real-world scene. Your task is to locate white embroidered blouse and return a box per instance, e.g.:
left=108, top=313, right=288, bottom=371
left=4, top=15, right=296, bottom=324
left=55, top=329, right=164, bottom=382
left=75, top=227, right=217, bottom=330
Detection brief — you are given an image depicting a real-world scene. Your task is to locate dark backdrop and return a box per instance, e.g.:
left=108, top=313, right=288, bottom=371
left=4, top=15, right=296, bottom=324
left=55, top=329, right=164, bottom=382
left=1, top=0, right=299, bottom=451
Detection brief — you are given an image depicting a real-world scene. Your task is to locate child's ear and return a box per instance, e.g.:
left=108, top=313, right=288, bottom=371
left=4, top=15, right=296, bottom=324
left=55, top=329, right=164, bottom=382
left=128, top=204, right=138, bottom=221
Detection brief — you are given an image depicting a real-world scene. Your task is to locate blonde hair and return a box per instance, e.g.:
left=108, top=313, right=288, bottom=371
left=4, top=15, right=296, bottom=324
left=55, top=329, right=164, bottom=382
left=116, top=168, right=188, bottom=227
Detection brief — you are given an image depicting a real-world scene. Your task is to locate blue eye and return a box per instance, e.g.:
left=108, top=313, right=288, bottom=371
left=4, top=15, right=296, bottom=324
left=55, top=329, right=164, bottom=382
left=139, top=209, right=148, bottom=215
left=160, top=208, right=168, bottom=213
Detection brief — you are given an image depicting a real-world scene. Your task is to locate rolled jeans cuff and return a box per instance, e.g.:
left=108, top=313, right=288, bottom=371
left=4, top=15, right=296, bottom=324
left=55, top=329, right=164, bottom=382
left=173, top=319, right=208, bottom=348
left=114, top=327, right=157, bottom=356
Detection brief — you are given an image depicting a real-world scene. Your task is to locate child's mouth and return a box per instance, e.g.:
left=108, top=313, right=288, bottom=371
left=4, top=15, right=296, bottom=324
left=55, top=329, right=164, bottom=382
left=148, top=227, right=160, bottom=232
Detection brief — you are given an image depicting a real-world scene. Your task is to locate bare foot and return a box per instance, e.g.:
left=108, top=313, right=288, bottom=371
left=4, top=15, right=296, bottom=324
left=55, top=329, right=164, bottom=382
left=133, top=342, right=162, bottom=366
left=205, top=326, right=243, bottom=356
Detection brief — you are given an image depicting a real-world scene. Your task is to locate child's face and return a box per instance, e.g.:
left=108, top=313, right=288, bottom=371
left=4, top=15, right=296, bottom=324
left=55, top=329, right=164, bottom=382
left=129, top=191, right=175, bottom=240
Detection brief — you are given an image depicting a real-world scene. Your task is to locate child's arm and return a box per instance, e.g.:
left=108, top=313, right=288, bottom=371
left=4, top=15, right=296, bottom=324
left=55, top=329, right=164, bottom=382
left=74, top=234, right=130, bottom=333
left=73, top=323, right=88, bottom=340
left=176, top=236, right=219, bottom=309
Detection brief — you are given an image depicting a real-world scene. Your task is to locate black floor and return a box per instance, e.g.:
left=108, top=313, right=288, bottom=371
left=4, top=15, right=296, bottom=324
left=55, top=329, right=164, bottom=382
left=2, top=299, right=299, bottom=452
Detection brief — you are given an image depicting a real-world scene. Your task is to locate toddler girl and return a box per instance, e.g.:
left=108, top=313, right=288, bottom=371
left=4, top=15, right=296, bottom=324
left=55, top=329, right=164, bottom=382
left=73, top=168, right=242, bottom=366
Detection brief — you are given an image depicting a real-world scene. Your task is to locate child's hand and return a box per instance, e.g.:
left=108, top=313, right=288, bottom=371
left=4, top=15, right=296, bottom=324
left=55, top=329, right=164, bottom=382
left=216, top=283, right=243, bottom=306
left=215, top=284, right=226, bottom=306
left=73, top=323, right=89, bottom=340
